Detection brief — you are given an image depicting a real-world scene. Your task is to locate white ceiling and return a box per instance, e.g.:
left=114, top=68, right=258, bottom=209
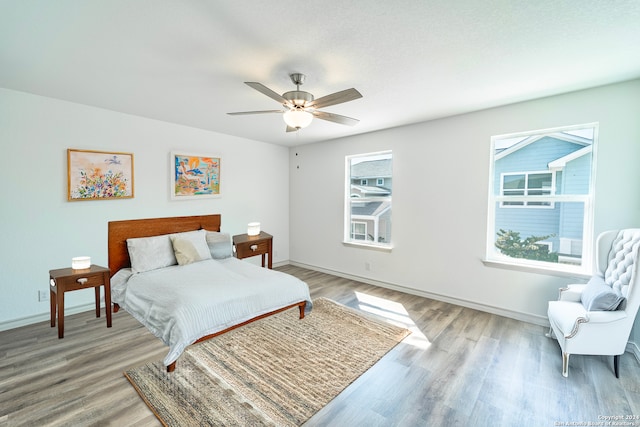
left=2, top=1, right=640, bottom=146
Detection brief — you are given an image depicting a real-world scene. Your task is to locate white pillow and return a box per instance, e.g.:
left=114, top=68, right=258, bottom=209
left=170, top=229, right=212, bottom=265
left=205, top=231, right=233, bottom=259
left=127, top=234, right=177, bottom=274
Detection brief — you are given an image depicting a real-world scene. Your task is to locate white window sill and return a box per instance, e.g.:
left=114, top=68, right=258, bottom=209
left=482, top=259, right=591, bottom=280
left=342, top=241, right=393, bottom=252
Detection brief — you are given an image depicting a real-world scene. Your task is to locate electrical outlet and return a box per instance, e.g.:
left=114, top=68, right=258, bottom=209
left=38, top=290, right=49, bottom=302
left=365, top=262, right=371, bottom=271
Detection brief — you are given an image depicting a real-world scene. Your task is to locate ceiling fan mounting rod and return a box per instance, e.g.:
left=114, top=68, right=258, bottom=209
left=289, top=73, right=306, bottom=88
left=283, top=73, right=313, bottom=107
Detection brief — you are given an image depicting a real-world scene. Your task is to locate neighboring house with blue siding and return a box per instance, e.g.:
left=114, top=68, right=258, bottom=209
left=350, top=159, right=392, bottom=243
left=493, top=132, right=592, bottom=263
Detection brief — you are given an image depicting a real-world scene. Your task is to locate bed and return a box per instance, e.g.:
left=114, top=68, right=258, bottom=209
left=108, top=214, right=312, bottom=372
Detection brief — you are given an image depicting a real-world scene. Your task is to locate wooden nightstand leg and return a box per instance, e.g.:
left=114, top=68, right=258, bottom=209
left=94, top=287, right=101, bottom=318
left=50, top=288, right=56, bottom=327
left=104, top=276, right=112, bottom=328
left=57, top=291, right=65, bottom=339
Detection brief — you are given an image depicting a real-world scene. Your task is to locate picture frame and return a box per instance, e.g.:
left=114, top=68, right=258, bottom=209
left=170, top=152, right=221, bottom=200
left=67, top=149, right=134, bottom=201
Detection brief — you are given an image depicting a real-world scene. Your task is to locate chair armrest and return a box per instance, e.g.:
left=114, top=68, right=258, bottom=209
left=586, top=310, right=627, bottom=324
left=558, top=284, right=587, bottom=302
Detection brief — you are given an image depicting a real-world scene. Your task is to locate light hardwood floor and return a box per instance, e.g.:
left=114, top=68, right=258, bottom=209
left=1, top=265, right=639, bottom=426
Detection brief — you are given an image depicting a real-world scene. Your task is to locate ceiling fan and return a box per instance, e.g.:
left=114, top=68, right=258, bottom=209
left=227, top=73, right=362, bottom=132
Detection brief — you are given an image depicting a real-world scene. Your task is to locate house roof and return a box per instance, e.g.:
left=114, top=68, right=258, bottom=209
left=351, top=201, right=390, bottom=217
left=548, top=145, right=593, bottom=171
left=495, top=131, right=593, bottom=160
left=351, top=159, right=392, bottom=178
left=351, top=184, right=391, bottom=196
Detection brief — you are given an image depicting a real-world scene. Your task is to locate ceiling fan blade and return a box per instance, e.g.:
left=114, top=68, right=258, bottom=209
left=245, top=82, right=289, bottom=105
left=313, top=110, right=360, bottom=126
left=286, top=125, right=298, bottom=133
left=227, top=110, right=283, bottom=115
left=306, top=88, right=362, bottom=109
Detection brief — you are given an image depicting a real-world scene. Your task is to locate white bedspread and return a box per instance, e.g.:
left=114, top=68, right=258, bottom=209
left=111, top=258, right=312, bottom=366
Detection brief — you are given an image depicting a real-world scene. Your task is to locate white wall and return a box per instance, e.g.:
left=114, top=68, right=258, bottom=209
left=289, top=79, right=640, bottom=339
left=0, top=88, right=290, bottom=328
left=4, top=79, right=640, bottom=346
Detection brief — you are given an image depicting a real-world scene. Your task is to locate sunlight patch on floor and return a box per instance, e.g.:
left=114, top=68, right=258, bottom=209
left=355, top=291, right=431, bottom=349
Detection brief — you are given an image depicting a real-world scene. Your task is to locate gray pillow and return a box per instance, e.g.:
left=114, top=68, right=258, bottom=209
left=206, top=231, right=233, bottom=259
left=581, top=277, right=625, bottom=311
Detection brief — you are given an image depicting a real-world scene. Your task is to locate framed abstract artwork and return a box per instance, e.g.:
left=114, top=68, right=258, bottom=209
left=67, top=149, right=134, bottom=201
left=171, top=152, right=221, bottom=200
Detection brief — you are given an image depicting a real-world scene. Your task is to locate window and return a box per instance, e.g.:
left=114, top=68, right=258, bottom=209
left=377, top=178, right=384, bottom=186
left=500, top=172, right=553, bottom=207
left=486, top=124, right=597, bottom=273
left=345, top=151, right=392, bottom=248
left=351, top=222, right=367, bottom=240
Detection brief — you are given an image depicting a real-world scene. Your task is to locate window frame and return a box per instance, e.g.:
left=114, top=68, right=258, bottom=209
left=486, top=123, right=598, bottom=275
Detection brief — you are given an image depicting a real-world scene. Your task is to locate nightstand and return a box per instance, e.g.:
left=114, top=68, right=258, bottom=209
left=49, top=264, right=112, bottom=338
left=233, top=232, right=273, bottom=269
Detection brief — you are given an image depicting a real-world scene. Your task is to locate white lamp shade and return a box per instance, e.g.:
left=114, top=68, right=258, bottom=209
left=283, top=109, right=313, bottom=129
left=72, top=256, right=91, bottom=270
left=247, top=222, right=261, bottom=236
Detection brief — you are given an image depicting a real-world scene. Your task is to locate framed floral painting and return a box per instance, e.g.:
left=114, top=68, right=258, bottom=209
left=171, top=152, right=221, bottom=200
left=67, top=149, right=134, bottom=201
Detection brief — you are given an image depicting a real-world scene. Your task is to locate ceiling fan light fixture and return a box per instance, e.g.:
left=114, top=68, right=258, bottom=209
left=283, top=109, right=313, bottom=129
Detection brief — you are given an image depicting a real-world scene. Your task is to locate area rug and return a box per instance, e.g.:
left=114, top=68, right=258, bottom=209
left=124, top=297, right=410, bottom=426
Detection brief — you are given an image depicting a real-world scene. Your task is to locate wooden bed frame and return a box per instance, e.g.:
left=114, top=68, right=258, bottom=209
left=107, top=214, right=306, bottom=372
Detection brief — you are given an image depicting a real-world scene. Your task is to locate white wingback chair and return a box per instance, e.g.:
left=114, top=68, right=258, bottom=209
left=547, top=229, right=640, bottom=378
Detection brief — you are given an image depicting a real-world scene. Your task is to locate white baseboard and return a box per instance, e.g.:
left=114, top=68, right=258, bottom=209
left=289, top=261, right=549, bottom=327
left=289, top=261, right=640, bottom=363
left=0, top=303, right=97, bottom=332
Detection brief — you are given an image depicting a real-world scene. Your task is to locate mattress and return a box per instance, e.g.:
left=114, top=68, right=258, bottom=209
left=111, top=257, right=312, bottom=366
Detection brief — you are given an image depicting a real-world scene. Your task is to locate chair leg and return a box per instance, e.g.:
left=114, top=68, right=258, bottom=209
left=562, top=352, right=570, bottom=377
left=614, top=354, right=620, bottom=378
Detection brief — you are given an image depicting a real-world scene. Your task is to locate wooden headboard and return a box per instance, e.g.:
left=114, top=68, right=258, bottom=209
left=107, top=214, right=221, bottom=276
